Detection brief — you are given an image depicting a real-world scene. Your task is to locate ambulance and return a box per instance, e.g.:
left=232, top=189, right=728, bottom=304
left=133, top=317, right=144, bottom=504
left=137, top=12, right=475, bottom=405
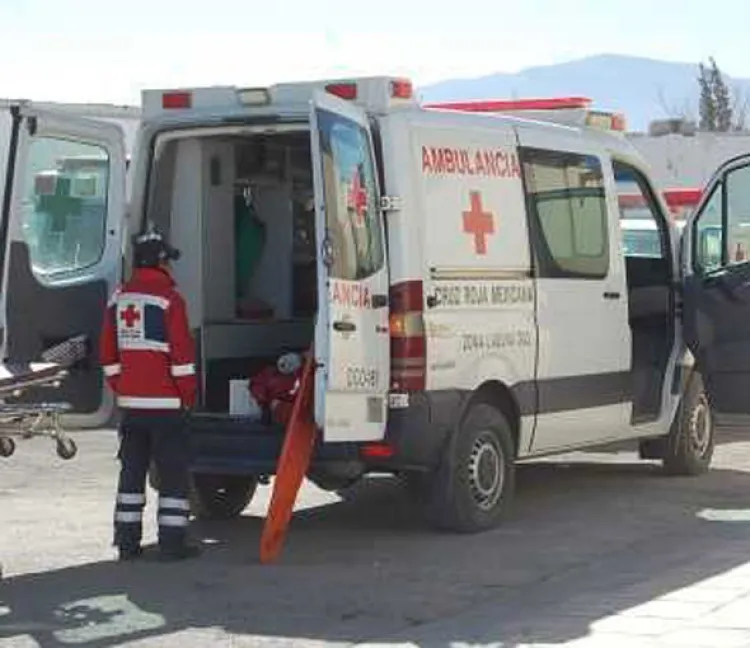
left=1, top=79, right=745, bottom=533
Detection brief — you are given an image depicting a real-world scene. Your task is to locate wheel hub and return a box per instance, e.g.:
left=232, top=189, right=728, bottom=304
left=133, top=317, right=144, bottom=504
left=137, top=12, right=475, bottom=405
left=468, top=434, right=504, bottom=511
left=689, top=394, right=712, bottom=457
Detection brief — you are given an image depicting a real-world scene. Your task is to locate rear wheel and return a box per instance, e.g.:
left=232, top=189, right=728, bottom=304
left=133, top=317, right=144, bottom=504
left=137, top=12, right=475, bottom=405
left=663, top=371, right=714, bottom=476
left=423, top=403, right=515, bottom=533
left=189, top=474, right=258, bottom=520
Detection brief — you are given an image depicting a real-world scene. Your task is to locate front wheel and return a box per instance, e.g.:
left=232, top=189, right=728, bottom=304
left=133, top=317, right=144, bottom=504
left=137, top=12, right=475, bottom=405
left=663, top=371, right=714, bottom=476
left=424, top=403, right=515, bottom=533
left=189, top=474, right=258, bottom=520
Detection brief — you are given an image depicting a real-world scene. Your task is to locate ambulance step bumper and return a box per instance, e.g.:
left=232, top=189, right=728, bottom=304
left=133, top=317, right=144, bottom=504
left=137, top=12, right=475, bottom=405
left=187, top=414, right=361, bottom=477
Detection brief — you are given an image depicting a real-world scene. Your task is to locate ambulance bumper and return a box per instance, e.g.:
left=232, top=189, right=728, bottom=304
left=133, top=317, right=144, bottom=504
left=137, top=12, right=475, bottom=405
left=187, top=390, right=465, bottom=477
left=187, top=414, right=362, bottom=477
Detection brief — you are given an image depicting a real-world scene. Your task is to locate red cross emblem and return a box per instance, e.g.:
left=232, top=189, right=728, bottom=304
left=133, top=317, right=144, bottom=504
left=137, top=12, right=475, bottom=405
left=347, top=170, right=368, bottom=226
left=120, top=304, right=141, bottom=328
left=462, top=191, right=495, bottom=255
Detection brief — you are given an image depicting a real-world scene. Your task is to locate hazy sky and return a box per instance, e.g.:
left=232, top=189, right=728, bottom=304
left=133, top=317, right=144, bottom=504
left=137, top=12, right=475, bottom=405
left=2, top=0, right=749, bottom=104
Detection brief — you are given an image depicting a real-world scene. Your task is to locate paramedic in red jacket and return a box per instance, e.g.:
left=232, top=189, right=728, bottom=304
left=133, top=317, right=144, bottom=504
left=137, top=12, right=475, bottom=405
left=99, top=229, right=200, bottom=561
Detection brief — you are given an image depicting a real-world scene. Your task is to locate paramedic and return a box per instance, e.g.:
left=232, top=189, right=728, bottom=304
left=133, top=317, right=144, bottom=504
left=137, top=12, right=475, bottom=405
left=99, top=229, right=201, bottom=562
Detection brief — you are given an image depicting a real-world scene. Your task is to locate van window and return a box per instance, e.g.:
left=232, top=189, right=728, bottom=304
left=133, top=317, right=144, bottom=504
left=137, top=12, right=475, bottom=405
left=316, top=109, right=383, bottom=281
left=693, top=184, right=723, bottom=273
left=20, top=137, right=110, bottom=276
left=521, top=148, right=609, bottom=279
left=725, top=164, right=750, bottom=264
left=693, top=162, right=750, bottom=273
left=612, top=160, right=669, bottom=260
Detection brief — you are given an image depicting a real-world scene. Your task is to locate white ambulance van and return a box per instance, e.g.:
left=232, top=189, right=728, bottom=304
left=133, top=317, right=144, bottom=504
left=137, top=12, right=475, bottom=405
left=1, top=80, right=743, bottom=532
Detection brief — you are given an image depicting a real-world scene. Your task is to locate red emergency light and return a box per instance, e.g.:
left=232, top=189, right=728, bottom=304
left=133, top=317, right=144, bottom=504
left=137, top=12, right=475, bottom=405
left=162, top=91, right=192, bottom=110
left=326, top=83, right=358, bottom=100
left=425, top=96, right=592, bottom=113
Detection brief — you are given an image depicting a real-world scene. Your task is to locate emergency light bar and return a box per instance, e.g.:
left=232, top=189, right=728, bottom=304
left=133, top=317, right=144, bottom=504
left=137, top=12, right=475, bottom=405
left=426, top=96, right=627, bottom=132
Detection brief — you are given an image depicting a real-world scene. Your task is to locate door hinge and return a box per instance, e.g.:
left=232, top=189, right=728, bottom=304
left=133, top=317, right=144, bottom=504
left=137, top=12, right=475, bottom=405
left=380, top=195, right=402, bottom=213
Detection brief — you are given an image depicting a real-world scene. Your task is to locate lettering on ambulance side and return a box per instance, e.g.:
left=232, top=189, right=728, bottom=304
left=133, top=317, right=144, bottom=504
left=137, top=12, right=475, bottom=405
left=460, top=330, right=534, bottom=353
left=330, top=280, right=372, bottom=309
left=345, top=366, right=379, bottom=389
left=433, top=283, right=534, bottom=308
left=421, top=147, right=521, bottom=178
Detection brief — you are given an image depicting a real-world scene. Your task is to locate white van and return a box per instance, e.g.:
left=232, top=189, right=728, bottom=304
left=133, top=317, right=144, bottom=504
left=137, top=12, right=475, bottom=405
left=1, top=79, right=740, bottom=532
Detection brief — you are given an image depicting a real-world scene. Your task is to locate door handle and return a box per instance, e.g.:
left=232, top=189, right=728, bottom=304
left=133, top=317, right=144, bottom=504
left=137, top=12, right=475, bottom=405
left=332, top=320, right=357, bottom=333
left=603, top=291, right=621, bottom=300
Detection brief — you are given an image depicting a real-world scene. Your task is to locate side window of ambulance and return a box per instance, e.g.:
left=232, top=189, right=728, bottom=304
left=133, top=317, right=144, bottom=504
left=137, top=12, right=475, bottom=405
left=316, top=109, right=383, bottom=281
left=612, top=160, right=668, bottom=260
left=21, top=137, right=110, bottom=276
left=521, top=148, right=609, bottom=279
left=693, top=184, right=723, bottom=274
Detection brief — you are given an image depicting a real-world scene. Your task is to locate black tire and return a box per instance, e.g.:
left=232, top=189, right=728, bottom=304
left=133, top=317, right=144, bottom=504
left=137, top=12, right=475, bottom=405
left=56, top=438, right=77, bottom=460
left=424, top=403, right=515, bottom=533
left=189, top=474, right=258, bottom=520
left=663, top=371, right=714, bottom=476
left=0, top=436, right=16, bottom=458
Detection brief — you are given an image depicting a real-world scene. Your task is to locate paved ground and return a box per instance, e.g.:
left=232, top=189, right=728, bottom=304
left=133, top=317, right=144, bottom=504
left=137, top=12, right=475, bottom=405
left=3, top=431, right=750, bottom=647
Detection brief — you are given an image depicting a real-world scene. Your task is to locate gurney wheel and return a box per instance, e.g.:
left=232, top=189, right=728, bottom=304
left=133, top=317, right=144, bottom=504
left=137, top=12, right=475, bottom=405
left=0, top=436, right=15, bottom=458
left=56, top=437, right=77, bottom=460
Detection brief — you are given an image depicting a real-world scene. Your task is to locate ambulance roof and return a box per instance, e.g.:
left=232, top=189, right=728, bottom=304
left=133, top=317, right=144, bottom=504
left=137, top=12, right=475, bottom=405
left=141, top=77, right=630, bottom=143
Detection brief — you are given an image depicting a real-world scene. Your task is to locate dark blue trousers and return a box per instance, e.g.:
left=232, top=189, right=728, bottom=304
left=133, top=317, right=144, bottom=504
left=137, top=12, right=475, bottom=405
left=113, top=411, right=191, bottom=552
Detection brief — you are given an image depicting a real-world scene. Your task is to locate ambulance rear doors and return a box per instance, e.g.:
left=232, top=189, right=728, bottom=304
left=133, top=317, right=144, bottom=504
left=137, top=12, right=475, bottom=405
left=0, top=104, right=127, bottom=427
left=308, top=91, right=391, bottom=442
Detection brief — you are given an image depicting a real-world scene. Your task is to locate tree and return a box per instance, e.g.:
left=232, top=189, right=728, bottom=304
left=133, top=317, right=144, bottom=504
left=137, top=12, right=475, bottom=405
left=697, top=57, right=738, bottom=132
left=711, top=58, right=733, bottom=131
left=698, top=61, right=716, bottom=131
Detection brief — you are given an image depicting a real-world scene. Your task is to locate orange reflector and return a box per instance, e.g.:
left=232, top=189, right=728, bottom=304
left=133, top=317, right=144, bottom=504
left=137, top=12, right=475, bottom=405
left=326, top=83, right=357, bottom=100
left=391, top=79, right=413, bottom=99
left=361, top=443, right=395, bottom=459
left=162, top=91, right=192, bottom=110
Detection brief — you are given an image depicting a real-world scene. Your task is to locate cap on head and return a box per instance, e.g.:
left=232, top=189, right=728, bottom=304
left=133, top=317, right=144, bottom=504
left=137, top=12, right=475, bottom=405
left=132, top=229, right=181, bottom=268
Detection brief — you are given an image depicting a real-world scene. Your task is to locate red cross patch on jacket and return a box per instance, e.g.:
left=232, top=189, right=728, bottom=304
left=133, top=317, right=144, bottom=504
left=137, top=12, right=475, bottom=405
left=99, top=267, right=197, bottom=411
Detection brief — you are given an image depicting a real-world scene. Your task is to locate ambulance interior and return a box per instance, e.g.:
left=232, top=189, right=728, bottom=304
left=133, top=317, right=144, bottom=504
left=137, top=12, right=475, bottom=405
left=145, top=129, right=318, bottom=417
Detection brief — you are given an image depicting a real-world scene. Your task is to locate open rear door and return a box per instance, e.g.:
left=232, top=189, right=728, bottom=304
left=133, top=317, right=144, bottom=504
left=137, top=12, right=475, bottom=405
left=309, top=91, right=390, bottom=442
left=682, top=153, right=750, bottom=427
left=0, top=104, right=126, bottom=428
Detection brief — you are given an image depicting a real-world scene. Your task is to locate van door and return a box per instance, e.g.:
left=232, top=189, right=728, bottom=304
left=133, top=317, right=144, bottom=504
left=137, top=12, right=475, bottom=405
left=0, top=104, right=127, bottom=428
left=515, top=129, right=632, bottom=451
left=309, top=91, right=390, bottom=442
left=682, top=154, right=750, bottom=427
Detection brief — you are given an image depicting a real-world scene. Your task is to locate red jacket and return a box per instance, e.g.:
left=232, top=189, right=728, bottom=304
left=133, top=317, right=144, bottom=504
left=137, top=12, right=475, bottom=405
left=99, top=267, right=197, bottom=411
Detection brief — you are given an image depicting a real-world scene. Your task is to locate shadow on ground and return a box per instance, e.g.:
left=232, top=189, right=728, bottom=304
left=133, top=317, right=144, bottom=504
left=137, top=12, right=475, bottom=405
left=3, top=444, right=750, bottom=647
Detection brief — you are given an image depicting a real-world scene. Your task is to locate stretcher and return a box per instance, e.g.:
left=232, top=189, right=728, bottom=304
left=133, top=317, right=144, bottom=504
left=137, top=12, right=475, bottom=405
left=0, top=335, right=86, bottom=461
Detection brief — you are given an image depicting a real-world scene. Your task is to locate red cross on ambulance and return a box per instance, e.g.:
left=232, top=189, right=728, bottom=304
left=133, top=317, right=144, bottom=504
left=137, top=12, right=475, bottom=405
left=462, top=191, right=495, bottom=255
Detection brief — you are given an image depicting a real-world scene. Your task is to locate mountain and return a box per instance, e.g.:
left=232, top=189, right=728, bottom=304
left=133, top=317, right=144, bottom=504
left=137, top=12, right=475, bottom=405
left=418, top=54, right=750, bottom=132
